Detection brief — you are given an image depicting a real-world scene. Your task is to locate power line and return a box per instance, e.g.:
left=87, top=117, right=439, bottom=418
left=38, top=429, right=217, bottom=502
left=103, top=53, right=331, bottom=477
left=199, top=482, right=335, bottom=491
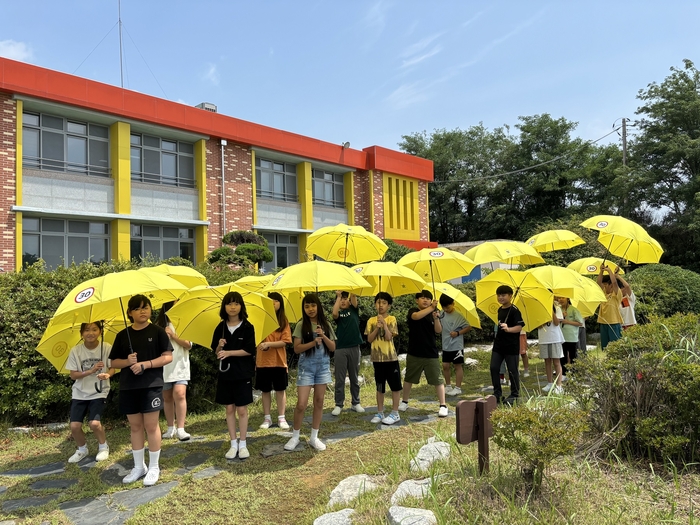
left=73, top=21, right=119, bottom=75
left=122, top=24, right=168, bottom=99
left=430, top=125, right=623, bottom=184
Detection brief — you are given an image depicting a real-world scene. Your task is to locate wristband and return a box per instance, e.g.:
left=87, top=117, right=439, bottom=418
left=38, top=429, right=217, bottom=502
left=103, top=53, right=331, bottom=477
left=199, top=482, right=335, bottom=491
left=140, top=364, right=145, bottom=373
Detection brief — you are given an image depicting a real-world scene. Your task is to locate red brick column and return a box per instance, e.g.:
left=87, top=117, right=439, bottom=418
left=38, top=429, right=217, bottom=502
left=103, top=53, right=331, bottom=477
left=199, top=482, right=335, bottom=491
left=372, top=170, right=385, bottom=238
left=0, top=93, right=16, bottom=272
left=418, top=181, right=429, bottom=242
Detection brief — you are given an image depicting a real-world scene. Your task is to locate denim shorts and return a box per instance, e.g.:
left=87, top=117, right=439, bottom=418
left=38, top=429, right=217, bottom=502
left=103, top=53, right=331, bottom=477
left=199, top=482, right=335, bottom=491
left=163, top=380, right=188, bottom=390
left=296, top=351, right=332, bottom=387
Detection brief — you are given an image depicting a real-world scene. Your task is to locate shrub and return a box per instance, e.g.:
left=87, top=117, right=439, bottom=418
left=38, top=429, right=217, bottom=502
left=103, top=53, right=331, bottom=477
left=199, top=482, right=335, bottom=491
left=628, top=263, right=700, bottom=319
left=381, top=239, right=414, bottom=263
left=221, top=230, right=267, bottom=247
left=207, top=246, right=237, bottom=265
left=234, top=243, right=273, bottom=266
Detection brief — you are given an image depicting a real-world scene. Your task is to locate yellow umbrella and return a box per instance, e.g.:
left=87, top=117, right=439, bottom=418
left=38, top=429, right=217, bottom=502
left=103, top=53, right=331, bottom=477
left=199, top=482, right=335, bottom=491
left=475, top=269, right=553, bottom=331
left=396, top=248, right=476, bottom=290
left=431, top=282, right=481, bottom=329
left=465, top=241, right=545, bottom=267
left=37, top=320, right=120, bottom=374
left=261, top=260, right=370, bottom=295
left=138, top=264, right=208, bottom=289
left=234, top=274, right=274, bottom=292
left=306, top=223, right=388, bottom=264
left=525, top=229, right=585, bottom=253
left=350, top=261, right=426, bottom=297
left=234, top=275, right=304, bottom=323
left=567, top=257, right=624, bottom=275
left=580, top=215, right=663, bottom=264
left=167, top=283, right=279, bottom=348
left=525, top=265, right=606, bottom=316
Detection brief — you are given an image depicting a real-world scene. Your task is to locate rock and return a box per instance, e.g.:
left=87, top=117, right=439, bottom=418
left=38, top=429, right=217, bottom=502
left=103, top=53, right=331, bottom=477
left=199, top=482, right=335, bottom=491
left=160, top=446, right=187, bottom=458
left=0, top=462, right=65, bottom=478
left=324, top=430, right=369, bottom=444
left=387, top=505, right=437, bottom=525
left=410, top=441, right=451, bottom=473
left=260, top=442, right=306, bottom=457
left=328, top=474, right=379, bottom=507
left=30, top=478, right=79, bottom=491
left=390, top=479, right=431, bottom=504
left=313, top=508, right=356, bottom=525
left=2, top=494, right=60, bottom=513
left=191, top=466, right=224, bottom=480
left=181, top=452, right=210, bottom=469
left=463, top=357, right=479, bottom=367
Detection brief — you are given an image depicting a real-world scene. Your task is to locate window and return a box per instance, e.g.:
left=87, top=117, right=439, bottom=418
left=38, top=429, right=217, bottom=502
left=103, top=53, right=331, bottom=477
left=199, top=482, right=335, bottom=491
left=261, top=233, right=298, bottom=272
left=256, top=157, right=297, bottom=201
left=312, top=169, right=344, bottom=207
left=130, top=134, right=195, bottom=188
left=130, top=224, right=195, bottom=262
left=22, top=218, right=109, bottom=269
left=22, top=112, right=110, bottom=176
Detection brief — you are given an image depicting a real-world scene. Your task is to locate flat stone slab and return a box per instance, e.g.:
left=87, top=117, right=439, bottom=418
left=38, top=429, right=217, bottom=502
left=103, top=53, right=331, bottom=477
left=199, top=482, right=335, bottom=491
left=2, top=494, right=60, bottom=513
left=408, top=414, right=439, bottom=424
left=480, top=385, right=494, bottom=392
left=0, top=520, right=16, bottom=525
left=30, top=478, right=79, bottom=491
left=304, top=413, right=337, bottom=424
left=110, top=481, right=178, bottom=509
left=391, top=479, right=431, bottom=504
left=179, top=435, right=206, bottom=443
left=191, top=466, right=224, bottom=480
left=59, top=497, right=121, bottom=525
left=78, top=457, right=97, bottom=472
left=160, top=446, right=186, bottom=458
left=324, top=429, right=369, bottom=444
left=328, top=474, right=379, bottom=507
left=387, top=505, right=437, bottom=525
left=0, top=486, right=6, bottom=494
left=200, top=440, right=225, bottom=450
left=260, top=442, right=306, bottom=457
left=410, top=441, right=451, bottom=473
left=0, top=462, right=65, bottom=478
left=377, top=418, right=409, bottom=429
left=100, top=461, right=134, bottom=486
left=181, top=452, right=210, bottom=469
left=314, top=508, right=356, bottom=525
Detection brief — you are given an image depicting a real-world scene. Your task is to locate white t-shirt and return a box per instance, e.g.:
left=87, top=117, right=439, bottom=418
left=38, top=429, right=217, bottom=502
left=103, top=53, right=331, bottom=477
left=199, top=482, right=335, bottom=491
left=538, top=322, right=564, bottom=345
left=65, top=342, right=112, bottom=400
left=620, top=291, right=637, bottom=327
left=162, top=322, right=191, bottom=382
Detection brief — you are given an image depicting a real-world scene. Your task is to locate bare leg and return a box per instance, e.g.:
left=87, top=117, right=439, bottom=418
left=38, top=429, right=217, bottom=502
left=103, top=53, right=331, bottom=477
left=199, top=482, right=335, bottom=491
left=455, top=364, right=463, bottom=389
left=312, top=384, right=326, bottom=429
left=143, top=411, right=161, bottom=452
left=293, top=386, right=312, bottom=431
left=275, top=390, right=287, bottom=417
left=391, top=390, right=401, bottom=411
left=225, top=404, right=237, bottom=440
left=436, top=383, right=446, bottom=405
left=554, top=360, right=563, bottom=386
left=545, top=359, right=553, bottom=383
left=402, top=382, right=413, bottom=403
left=163, top=388, right=175, bottom=427
left=442, top=362, right=452, bottom=387
left=88, top=420, right=106, bottom=445
left=261, top=391, right=272, bottom=417
left=127, top=413, right=145, bottom=450
left=237, top=405, right=248, bottom=441
left=172, top=384, right=187, bottom=428
left=376, top=390, right=385, bottom=414
left=70, top=421, right=86, bottom=447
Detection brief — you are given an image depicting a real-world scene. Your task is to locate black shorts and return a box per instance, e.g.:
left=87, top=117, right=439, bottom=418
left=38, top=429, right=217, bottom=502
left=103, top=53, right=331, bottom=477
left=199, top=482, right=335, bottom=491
left=70, top=398, right=106, bottom=423
left=442, top=350, right=465, bottom=365
left=216, top=379, right=254, bottom=407
left=255, top=367, right=289, bottom=393
left=373, top=361, right=402, bottom=394
left=119, top=387, right=163, bottom=415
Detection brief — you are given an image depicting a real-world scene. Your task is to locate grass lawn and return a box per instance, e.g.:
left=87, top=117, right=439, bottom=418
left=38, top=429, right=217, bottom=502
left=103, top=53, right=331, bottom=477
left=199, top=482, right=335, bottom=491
left=1, top=348, right=699, bottom=524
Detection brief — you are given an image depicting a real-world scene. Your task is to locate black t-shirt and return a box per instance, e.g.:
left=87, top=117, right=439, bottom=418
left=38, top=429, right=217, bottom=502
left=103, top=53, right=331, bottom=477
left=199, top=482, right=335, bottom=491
left=109, top=324, right=173, bottom=390
left=492, top=305, right=525, bottom=355
left=210, top=319, right=256, bottom=382
left=406, top=307, right=439, bottom=358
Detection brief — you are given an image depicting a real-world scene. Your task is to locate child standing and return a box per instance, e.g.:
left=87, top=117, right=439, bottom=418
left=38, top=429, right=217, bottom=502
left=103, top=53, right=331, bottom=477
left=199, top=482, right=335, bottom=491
left=365, top=292, right=401, bottom=425
left=557, top=296, right=583, bottom=380
left=66, top=321, right=115, bottom=463
left=399, top=290, right=448, bottom=418
left=256, top=292, right=293, bottom=430
left=438, top=294, right=471, bottom=396
left=156, top=301, right=193, bottom=441
left=284, top=294, right=336, bottom=451
left=109, top=295, right=173, bottom=486
left=597, top=264, right=623, bottom=349
left=539, top=303, right=565, bottom=394
left=331, top=290, right=364, bottom=415
left=489, top=285, right=523, bottom=405
left=212, top=291, right=256, bottom=460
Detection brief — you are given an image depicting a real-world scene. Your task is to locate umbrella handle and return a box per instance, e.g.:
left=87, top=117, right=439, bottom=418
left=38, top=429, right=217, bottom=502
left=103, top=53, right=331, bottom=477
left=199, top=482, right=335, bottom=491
left=219, top=322, right=230, bottom=372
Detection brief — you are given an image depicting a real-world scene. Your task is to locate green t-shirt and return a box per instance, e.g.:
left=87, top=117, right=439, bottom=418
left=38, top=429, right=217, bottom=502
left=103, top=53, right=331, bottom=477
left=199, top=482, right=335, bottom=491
left=335, top=304, right=363, bottom=348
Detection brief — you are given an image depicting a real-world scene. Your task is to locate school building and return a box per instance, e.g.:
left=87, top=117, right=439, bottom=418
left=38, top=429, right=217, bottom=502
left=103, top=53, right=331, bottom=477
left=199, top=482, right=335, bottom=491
left=0, top=57, right=435, bottom=272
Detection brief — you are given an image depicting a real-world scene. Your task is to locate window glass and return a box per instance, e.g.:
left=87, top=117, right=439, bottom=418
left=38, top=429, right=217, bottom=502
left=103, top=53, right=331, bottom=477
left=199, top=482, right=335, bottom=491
left=288, top=245, right=299, bottom=266
left=42, top=236, right=64, bottom=269
left=179, top=228, right=193, bottom=239
left=24, top=217, right=40, bottom=231
left=144, top=240, right=161, bottom=258
left=162, top=140, right=177, bottom=152
left=131, top=224, right=142, bottom=237
left=130, top=147, right=142, bottom=176
left=42, top=115, right=63, bottom=130
left=276, top=246, right=288, bottom=268
left=67, top=122, right=87, bottom=135
left=23, top=128, right=40, bottom=162
left=90, top=222, right=109, bottom=234
left=42, top=219, right=64, bottom=232
left=163, top=240, right=179, bottom=259
left=67, top=236, right=89, bottom=264
left=144, top=149, right=160, bottom=176
left=23, top=112, right=39, bottom=127
left=89, top=124, right=108, bottom=139
left=130, top=239, right=142, bottom=260
left=278, top=235, right=290, bottom=244
left=130, top=134, right=141, bottom=145
left=180, top=243, right=194, bottom=261
left=68, top=221, right=89, bottom=234
left=143, top=225, right=160, bottom=237
left=178, top=142, right=193, bottom=154
left=22, top=234, right=40, bottom=266
left=179, top=156, right=194, bottom=181
left=89, top=140, right=109, bottom=174
left=42, top=130, right=64, bottom=165
left=163, top=227, right=178, bottom=238
left=67, top=136, right=87, bottom=171
left=143, top=135, right=160, bottom=148
left=162, top=152, right=177, bottom=184
left=90, top=238, right=108, bottom=263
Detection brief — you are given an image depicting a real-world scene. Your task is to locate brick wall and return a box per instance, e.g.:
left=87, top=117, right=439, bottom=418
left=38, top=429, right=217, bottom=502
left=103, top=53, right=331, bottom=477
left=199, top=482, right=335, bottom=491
left=205, top=139, right=253, bottom=252
left=372, top=170, right=385, bottom=238
left=352, top=169, right=371, bottom=231
left=0, top=93, right=16, bottom=272
left=419, top=180, right=429, bottom=241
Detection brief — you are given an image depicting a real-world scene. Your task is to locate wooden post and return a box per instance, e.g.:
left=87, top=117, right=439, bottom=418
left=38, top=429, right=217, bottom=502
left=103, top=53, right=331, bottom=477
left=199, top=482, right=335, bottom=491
left=455, top=396, right=498, bottom=474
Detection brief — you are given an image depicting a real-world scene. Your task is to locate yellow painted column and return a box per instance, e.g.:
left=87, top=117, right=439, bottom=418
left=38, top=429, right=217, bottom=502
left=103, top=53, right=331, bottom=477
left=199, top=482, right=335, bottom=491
left=297, top=161, right=313, bottom=260
left=250, top=149, right=258, bottom=229
left=194, top=139, right=208, bottom=264
left=110, top=122, right=131, bottom=261
left=343, top=171, right=354, bottom=225
left=368, top=170, right=375, bottom=234
left=14, top=101, right=23, bottom=271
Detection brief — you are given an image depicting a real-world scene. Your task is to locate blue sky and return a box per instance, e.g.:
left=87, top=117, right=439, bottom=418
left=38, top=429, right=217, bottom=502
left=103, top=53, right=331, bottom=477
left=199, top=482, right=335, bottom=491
left=2, top=1, right=699, bottom=152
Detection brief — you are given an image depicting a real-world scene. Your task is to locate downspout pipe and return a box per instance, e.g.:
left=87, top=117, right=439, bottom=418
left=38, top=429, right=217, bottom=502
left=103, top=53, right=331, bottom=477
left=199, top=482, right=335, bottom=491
left=220, top=139, right=227, bottom=238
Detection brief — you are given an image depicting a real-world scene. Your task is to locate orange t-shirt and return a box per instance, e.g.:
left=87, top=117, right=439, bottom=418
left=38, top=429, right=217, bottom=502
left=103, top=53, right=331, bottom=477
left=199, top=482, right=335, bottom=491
left=255, top=324, right=292, bottom=368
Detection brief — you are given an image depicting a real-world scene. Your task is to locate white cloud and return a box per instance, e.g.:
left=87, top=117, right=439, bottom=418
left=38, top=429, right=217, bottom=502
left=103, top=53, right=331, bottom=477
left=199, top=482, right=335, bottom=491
left=0, top=40, right=33, bottom=62
left=400, top=33, right=444, bottom=58
left=203, top=63, right=219, bottom=86
left=462, top=11, right=484, bottom=28
left=401, top=45, right=442, bottom=68
left=386, top=81, right=432, bottom=109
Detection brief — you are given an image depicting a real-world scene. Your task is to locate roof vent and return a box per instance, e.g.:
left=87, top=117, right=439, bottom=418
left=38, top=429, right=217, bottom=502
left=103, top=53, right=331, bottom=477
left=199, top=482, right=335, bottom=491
left=196, top=102, right=217, bottom=113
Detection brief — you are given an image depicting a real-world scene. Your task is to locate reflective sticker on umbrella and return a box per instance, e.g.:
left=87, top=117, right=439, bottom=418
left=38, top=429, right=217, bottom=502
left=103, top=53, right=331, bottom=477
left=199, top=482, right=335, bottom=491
left=429, top=251, right=444, bottom=257
left=74, top=287, right=95, bottom=303
left=337, top=247, right=349, bottom=258
left=587, top=265, right=598, bottom=272
left=528, top=239, right=535, bottom=245
left=52, top=341, right=68, bottom=358
left=272, top=275, right=283, bottom=286
left=596, top=221, right=608, bottom=228
left=488, top=303, right=499, bottom=314
left=354, top=267, right=364, bottom=273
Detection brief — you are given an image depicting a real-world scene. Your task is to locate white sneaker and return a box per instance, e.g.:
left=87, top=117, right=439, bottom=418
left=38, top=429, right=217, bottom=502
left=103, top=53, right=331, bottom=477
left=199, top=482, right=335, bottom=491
left=259, top=418, right=272, bottom=429
left=523, top=370, right=531, bottom=378
left=331, top=406, right=342, bottom=416
left=398, top=400, right=409, bottom=412
left=284, top=436, right=300, bottom=451
left=95, top=446, right=109, bottom=462
left=449, top=386, right=462, bottom=396
left=238, top=446, right=250, bottom=459
left=162, top=427, right=176, bottom=439
left=542, top=382, right=553, bottom=393
left=68, top=449, right=88, bottom=464
left=561, top=375, right=568, bottom=383
left=370, top=413, right=384, bottom=424
left=351, top=404, right=365, bottom=413
left=143, top=468, right=160, bottom=486
left=225, top=445, right=238, bottom=459
left=176, top=428, right=191, bottom=441
left=381, top=413, right=401, bottom=425
left=438, top=406, right=449, bottom=418
left=122, top=466, right=147, bottom=484
left=500, top=377, right=507, bottom=385
left=309, top=438, right=326, bottom=451
left=552, top=385, right=564, bottom=394
left=278, top=417, right=290, bottom=430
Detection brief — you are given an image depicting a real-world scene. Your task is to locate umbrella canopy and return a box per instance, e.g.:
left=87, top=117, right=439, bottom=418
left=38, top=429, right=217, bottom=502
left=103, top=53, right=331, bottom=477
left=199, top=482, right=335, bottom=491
left=431, top=282, right=481, bottom=329
left=350, top=261, right=426, bottom=297
left=475, top=269, right=553, bottom=331
left=49, top=270, right=189, bottom=327
left=465, top=241, right=545, bottom=267
left=167, top=283, right=279, bottom=348
left=396, top=248, right=476, bottom=288
left=37, top=320, right=120, bottom=374
left=138, top=264, right=209, bottom=289
left=261, top=260, right=370, bottom=295
left=305, top=223, right=388, bottom=264
left=234, top=274, right=275, bottom=293
left=580, top=215, right=663, bottom=264
left=525, top=265, right=606, bottom=315
left=234, top=275, right=304, bottom=323
left=567, top=257, right=624, bottom=275
left=525, top=229, right=585, bottom=253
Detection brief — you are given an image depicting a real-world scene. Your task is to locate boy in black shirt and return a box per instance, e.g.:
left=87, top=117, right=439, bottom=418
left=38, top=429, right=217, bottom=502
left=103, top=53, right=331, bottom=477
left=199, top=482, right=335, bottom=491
left=490, top=285, right=524, bottom=404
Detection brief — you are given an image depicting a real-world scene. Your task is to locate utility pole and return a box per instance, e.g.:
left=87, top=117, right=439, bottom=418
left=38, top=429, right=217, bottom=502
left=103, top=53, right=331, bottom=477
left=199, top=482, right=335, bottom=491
left=118, top=0, right=124, bottom=88
left=622, top=118, right=627, bottom=167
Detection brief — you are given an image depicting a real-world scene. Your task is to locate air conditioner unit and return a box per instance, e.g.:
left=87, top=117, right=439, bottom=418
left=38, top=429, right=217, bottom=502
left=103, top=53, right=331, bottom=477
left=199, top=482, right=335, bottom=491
left=196, top=102, right=217, bottom=113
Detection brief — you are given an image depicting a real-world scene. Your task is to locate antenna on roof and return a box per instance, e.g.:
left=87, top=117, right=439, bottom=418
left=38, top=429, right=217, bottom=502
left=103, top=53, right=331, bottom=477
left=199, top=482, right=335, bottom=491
left=118, top=0, right=124, bottom=88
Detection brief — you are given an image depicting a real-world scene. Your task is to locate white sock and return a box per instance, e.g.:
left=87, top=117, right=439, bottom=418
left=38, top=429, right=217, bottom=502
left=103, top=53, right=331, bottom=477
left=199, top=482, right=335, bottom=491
left=78, top=444, right=88, bottom=453
left=230, top=439, right=238, bottom=449
left=292, top=429, right=300, bottom=439
left=167, top=425, right=175, bottom=433
left=98, top=442, right=108, bottom=451
left=263, top=414, right=271, bottom=420
left=132, top=448, right=146, bottom=469
left=148, top=449, right=161, bottom=471
left=310, top=428, right=319, bottom=440
left=278, top=414, right=286, bottom=420
left=239, top=440, right=246, bottom=449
